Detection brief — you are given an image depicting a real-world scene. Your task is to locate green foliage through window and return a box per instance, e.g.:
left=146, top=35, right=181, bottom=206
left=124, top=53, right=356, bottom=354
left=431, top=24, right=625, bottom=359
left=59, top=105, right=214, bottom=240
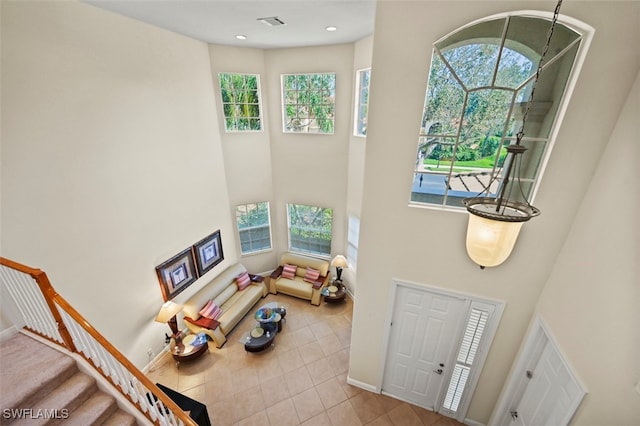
left=282, top=73, right=336, bottom=134
left=236, top=202, right=271, bottom=254
left=355, top=69, right=370, bottom=136
left=287, top=204, right=333, bottom=256
left=219, top=73, right=262, bottom=132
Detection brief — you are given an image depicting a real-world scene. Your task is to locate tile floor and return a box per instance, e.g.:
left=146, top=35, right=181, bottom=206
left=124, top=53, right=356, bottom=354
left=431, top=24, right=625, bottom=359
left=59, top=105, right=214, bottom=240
left=146, top=293, right=465, bottom=426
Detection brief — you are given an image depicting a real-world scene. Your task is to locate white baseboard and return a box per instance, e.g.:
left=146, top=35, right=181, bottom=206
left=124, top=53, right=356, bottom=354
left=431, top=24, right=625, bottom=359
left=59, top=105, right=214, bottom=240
left=346, top=376, right=378, bottom=393
left=142, top=347, right=170, bottom=374
left=0, top=325, right=19, bottom=342
left=464, top=418, right=485, bottom=426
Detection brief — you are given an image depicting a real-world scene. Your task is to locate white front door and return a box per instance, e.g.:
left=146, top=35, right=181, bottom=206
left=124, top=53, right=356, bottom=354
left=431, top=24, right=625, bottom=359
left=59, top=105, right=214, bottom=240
left=512, top=339, right=584, bottom=426
left=382, top=285, right=465, bottom=409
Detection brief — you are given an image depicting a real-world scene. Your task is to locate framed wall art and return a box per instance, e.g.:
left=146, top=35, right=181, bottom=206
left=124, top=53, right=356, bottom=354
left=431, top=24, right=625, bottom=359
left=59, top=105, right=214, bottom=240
left=193, top=230, right=224, bottom=276
left=155, top=247, right=197, bottom=301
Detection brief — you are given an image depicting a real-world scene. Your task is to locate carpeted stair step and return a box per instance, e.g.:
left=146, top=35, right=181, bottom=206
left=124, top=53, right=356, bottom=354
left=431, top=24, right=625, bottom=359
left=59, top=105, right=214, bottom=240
left=18, top=372, right=98, bottom=426
left=0, top=333, right=78, bottom=411
left=101, top=409, right=138, bottom=426
left=64, top=392, right=118, bottom=425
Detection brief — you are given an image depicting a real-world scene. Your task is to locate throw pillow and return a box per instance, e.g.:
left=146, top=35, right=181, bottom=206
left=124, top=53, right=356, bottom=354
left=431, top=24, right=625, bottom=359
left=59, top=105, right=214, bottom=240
left=303, top=267, right=320, bottom=283
left=282, top=264, right=297, bottom=280
left=184, top=315, right=218, bottom=330
left=199, top=300, right=222, bottom=320
left=236, top=271, right=251, bottom=291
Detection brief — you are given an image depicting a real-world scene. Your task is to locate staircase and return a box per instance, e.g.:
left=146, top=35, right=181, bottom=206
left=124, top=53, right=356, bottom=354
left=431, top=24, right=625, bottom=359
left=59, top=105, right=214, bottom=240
left=0, top=332, right=137, bottom=425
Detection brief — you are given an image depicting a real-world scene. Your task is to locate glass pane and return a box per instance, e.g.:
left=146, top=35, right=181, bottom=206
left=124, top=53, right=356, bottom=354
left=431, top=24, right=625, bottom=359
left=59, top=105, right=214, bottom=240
left=495, top=46, right=535, bottom=89
left=421, top=52, right=465, bottom=136
left=249, top=119, right=261, bottom=131
left=437, top=18, right=506, bottom=89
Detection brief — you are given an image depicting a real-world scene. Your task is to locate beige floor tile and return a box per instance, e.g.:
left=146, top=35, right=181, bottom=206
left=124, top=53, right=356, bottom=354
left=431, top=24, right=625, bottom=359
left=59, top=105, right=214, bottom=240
left=260, top=374, right=290, bottom=408
left=310, top=320, right=334, bottom=339
left=326, top=400, right=362, bottom=426
left=306, top=357, right=336, bottom=385
left=231, top=365, right=260, bottom=394
left=206, top=394, right=239, bottom=426
left=315, top=377, right=349, bottom=410
left=291, top=325, right=316, bottom=346
left=318, top=333, right=343, bottom=357
left=266, top=398, right=299, bottom=426
left=237, top=409, right=269, bottom=426
left=233, top=384, right=266, bottom=421
left=301, top=411, right=333, bottom=426
left=277, top=347, right=305, bottom=374
left=409, top=404, right=446, bottom=425
left=299, top=341, right=325, bottom=365
left=292, top=387, right=325, bottom=422
left=350, top=391, right=388, bottom=424
left=365, top=414, right=395, bottom=426
left=284, top=365, right=314, bottom=395
left=387, top=403, right=423, bottom=426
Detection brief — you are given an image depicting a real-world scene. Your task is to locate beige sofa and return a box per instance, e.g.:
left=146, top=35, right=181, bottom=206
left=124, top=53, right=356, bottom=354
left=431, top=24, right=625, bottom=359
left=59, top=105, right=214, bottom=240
left=269, top=252, right=330, bottom=305
left=182, top=263, right=267, bottom=348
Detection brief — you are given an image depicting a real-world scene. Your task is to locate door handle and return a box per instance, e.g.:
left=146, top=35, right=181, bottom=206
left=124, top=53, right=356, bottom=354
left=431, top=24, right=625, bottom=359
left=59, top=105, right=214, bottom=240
left=433, top=368, right=443, bottom=375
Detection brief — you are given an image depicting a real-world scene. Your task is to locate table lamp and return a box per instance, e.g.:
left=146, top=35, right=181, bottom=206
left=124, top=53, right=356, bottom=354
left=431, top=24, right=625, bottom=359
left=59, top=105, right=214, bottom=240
left=331, top=255, right=348, bottom=282
left=155, top=300, right=183, bottom=337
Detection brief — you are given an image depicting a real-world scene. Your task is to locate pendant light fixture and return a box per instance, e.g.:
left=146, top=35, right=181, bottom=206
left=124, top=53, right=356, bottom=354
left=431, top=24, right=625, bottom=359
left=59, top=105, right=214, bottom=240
left=463, top=0, right=563, bottom=268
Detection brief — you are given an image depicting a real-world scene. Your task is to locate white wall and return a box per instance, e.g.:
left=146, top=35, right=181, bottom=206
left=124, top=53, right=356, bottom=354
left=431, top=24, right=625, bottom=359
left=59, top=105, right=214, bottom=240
left=207, top=45, right=277, bottom=274
left=343, top=35, right=373, bottom=294
left=530, top=71, right=639, bottom=425
left=264, top=44, right=355, bottom=266
left=1, top=1, right=236, bottom=368
left=349, top=1, right=640, bottom=423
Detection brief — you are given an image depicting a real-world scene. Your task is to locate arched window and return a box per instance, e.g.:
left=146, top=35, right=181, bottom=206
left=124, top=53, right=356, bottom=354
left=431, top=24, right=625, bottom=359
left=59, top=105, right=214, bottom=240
left=410, top=13, right=591, bottom=209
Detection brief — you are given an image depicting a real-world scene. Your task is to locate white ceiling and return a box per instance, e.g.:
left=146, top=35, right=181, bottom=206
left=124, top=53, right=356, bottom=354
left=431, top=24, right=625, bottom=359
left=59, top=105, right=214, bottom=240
left=86, top=0, right=377, bottom=49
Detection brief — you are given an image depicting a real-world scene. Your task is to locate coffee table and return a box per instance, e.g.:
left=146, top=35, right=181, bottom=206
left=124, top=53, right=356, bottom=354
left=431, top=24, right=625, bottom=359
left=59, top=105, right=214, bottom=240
left=242, top=321, right=277, bottom=352
left=170, top=331, right=208, bottom=365
left=322, top=282, right=347, bottom=303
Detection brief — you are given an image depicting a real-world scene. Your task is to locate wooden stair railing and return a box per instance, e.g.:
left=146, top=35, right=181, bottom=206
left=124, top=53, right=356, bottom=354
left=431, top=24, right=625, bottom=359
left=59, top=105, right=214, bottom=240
left=0, top=257, right=197, bottom=426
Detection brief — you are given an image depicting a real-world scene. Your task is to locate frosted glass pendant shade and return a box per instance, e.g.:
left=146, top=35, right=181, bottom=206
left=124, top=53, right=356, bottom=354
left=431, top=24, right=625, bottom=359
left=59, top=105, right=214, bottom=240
left=465, top=213, right=524, bottom=268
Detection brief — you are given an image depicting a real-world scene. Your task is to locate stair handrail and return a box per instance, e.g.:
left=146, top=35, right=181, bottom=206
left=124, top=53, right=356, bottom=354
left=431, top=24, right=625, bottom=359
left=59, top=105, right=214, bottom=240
left=0, top=257, right=197, bottom=426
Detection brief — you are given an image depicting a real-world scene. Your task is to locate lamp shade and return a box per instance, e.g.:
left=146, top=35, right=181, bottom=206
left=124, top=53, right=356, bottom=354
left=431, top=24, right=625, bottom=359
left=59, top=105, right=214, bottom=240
left=155, top=301, right=182, bottom=324
left=465, top=213, right=524, bottom=268
left=331, top=255, right=348, bottom=268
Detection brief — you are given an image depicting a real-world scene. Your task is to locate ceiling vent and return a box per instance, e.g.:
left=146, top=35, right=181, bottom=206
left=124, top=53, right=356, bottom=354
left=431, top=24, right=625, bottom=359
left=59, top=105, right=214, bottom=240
left=257, top=16, right=286, bottom=27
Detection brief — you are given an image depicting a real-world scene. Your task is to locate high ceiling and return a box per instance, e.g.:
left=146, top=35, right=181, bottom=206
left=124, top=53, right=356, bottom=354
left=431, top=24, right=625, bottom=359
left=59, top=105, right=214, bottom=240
left=86, top=0, right=377, bottom=49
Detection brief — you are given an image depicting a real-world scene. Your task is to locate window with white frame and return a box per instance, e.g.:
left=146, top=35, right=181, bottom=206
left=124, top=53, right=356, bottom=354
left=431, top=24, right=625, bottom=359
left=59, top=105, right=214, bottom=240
left=287, top=203, right=333, bottom=257
left=410, top=15, right=586, bottom=209
left=282, top=73, right=336, bottom=134
left=235, top=202, right=272, bottom=255
left=354, top=68, right=370, bottom=136
left=219, top=73, right=262, bottom=132
left=347, top=215, right=360, bottom=269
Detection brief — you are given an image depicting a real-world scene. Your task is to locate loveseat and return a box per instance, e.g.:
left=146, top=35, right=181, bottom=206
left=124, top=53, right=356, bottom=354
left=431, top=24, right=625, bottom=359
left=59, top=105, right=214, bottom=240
left=182, top=263, right=267, bottom=348
left=269, top=252, right=330, bottom=305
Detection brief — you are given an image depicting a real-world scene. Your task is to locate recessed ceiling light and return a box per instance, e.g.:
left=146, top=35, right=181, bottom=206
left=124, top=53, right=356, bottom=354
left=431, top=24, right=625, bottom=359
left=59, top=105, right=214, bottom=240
left=235, top=34, right=247, bottom=40
left=325, top=26, right=338, bottom=32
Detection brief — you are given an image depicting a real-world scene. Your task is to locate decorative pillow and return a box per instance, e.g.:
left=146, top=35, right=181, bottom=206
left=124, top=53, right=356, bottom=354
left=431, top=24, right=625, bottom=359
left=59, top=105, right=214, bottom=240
left=236, top=271, right=251, bottom=291
left=282, top=264, right=297, bottom=280
left=199, top=300, right=222, bottom=320
left=184, top=315, right=218, bottom=330
left=303, top=267, right=320, bottom=283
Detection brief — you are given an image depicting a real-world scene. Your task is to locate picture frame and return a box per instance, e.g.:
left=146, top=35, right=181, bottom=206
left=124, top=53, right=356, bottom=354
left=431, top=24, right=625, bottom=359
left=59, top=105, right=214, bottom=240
left=194, top=230, right=224, bottom=276
left=156, top=247, right=198, bottom=301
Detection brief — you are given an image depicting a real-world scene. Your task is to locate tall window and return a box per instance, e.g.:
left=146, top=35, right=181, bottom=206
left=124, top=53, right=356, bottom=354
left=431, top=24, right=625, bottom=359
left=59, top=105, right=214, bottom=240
left=347, top=215, right=360, bottom=269
left=354, top=68, right=370, bottom=136
left=235, top=202, right=272, bottom=255
left=410, top=15, right=585, bottom=209
left=282, top=73, right=336, bottom=134
left=219, top=73, right=262, bottom=132
left=287, top=203, right=333, bottom=257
